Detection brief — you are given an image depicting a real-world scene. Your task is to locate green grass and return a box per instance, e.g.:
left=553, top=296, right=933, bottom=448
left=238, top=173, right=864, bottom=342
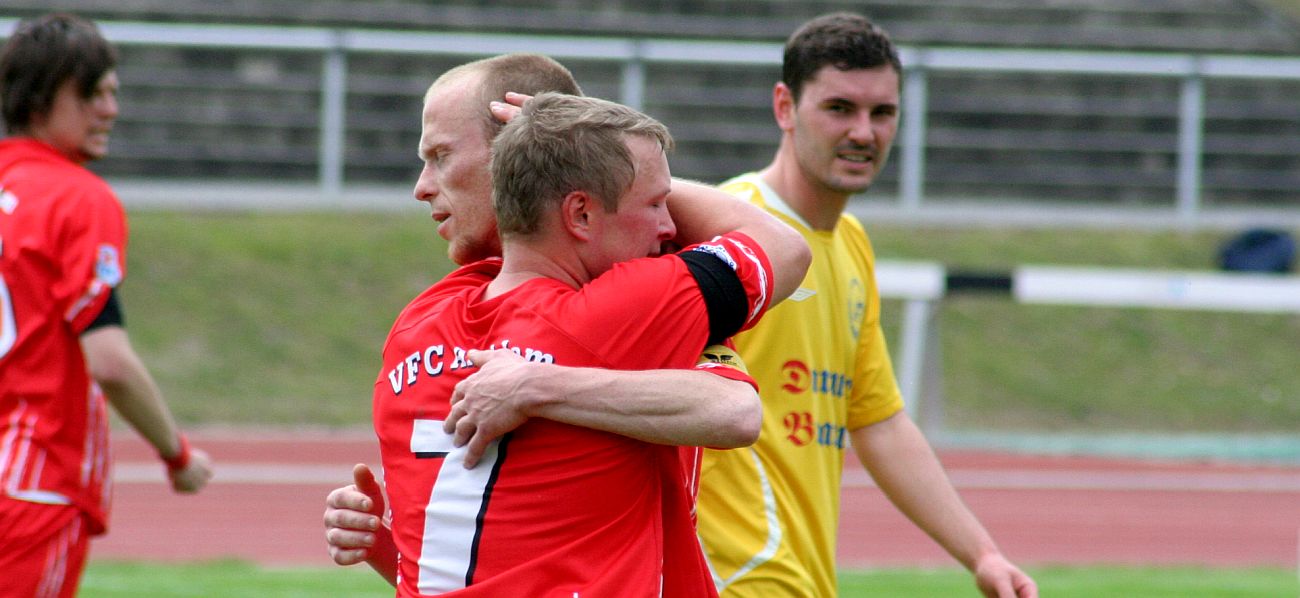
left=81, top=560, right=393, bottom=597
left=119, top=211, right=1300, bottom=436
left=121, top=211, right=450, bottom=425
left=80, top=561, right=1300, bottom=597
left=838, top=565, right=1299, bottom=597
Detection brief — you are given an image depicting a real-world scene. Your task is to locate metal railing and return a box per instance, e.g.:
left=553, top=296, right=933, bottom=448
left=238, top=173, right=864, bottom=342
left=877, top=260, right=1300, bottom=437
left=4, top=18, right=1300, bottom=224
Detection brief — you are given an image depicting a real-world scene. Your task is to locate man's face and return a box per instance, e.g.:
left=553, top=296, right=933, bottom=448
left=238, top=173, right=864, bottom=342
left=583, top=134, right=676, bottom=277
left=31, top=71, right=119, bottom=163
left=414, top=74, right=499, bottom=266
left=782, top=64, right=899, bottom=196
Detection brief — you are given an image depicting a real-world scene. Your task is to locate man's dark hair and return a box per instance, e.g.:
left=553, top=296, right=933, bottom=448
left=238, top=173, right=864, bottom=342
left=782, top=12, right=901, bottom=102
left=0, top=13, right=117, bottom=134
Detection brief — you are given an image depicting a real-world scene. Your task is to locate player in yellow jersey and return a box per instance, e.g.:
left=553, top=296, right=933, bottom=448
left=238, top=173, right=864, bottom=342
left=694, top=13, right=1038, bottom=598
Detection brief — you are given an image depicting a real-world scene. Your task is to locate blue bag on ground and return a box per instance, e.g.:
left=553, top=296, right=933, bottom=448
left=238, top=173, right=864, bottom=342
left=1217, top=229, right=1295, bottom=273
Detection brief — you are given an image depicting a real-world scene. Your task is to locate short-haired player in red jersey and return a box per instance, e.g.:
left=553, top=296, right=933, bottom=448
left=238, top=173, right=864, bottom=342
left=368, top=91, right=807, bottom=596
left=323, top=54, right=810, bottom=592
left=0, top=13, right=214, bottom=597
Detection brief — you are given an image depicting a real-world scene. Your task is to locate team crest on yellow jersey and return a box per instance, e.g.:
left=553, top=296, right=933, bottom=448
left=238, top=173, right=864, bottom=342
left=847, top=277, right=866, bottom=340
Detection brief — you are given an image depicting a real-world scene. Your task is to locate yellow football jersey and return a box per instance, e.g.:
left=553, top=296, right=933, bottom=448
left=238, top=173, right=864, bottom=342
left=697, top=173, right=904, bottom=597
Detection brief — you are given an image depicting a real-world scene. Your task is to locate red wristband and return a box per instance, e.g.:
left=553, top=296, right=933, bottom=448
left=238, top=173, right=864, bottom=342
left=162, top=435, right=191, bottom=471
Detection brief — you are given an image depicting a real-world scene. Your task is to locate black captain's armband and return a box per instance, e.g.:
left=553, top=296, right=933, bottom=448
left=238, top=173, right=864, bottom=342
left=679, top=250, right=747, bottom=346
left=85, top=288, right=124, bottom=332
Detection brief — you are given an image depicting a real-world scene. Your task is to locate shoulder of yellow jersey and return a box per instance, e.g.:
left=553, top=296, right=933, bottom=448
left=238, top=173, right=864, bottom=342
left=719, top=173, right=762, bottom=206
left=835, top=210, right=879, bottom=264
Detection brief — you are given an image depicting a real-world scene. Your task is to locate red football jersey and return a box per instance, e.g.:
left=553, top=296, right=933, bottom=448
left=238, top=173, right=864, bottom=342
left=373, top=232, right=773, bottom=597
left=0, top=138, right=124, bottom=534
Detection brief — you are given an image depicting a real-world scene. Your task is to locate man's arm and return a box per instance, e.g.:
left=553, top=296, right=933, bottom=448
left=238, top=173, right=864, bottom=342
left=446, top=348, right=761, bottom=467
left=81, top=326, right=213, bottom=492
left=324, top=464, right=398, bottom=586
left=666, top=178, right=810, bottom=303
left=330, top=349, right=759, bottom=569
left=492, top=93, right=811, bottom=302
left=851, top=413, right=1038, bottom=598
left=440, top=179, right=802, bottom=467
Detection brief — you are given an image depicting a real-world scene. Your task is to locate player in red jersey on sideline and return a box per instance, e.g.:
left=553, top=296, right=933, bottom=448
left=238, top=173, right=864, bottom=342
left=0, top=13, right=214, bottom=598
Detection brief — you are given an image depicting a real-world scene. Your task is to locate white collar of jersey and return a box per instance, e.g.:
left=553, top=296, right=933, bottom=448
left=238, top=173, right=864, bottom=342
left=739, top=173, right=813, bottom=231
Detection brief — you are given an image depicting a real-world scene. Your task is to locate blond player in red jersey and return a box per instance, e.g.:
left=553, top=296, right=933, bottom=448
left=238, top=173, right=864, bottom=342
left=322, top=55, right=809, bottom=587
left=0, top=14, right=213, bottom=598
left=348, top=88, right=810, bottom=595
left=370, top=92, right=810, bottom=595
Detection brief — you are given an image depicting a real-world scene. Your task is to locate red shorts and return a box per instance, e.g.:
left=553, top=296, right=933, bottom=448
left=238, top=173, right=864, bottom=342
left=0, top=496, right=89, bottom=598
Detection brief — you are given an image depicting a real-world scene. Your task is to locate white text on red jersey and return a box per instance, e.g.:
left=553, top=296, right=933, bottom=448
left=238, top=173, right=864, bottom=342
left=385, top=340, right=555, bottom=396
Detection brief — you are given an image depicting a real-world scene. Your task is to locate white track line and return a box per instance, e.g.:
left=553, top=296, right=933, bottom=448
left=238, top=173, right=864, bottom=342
left=111, top=462, right=1300, bottom=492
left=842, top=468, right=1300, bottom=493
left=113, top=463, right=358, bottom=484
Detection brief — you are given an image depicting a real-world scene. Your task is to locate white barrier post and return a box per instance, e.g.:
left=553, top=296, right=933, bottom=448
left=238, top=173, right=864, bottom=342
left=876, top=261, right=947, bottom=428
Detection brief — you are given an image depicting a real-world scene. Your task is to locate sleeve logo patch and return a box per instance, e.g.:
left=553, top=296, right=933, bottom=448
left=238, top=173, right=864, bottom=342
left=689, top=243, right=737, bottom=271
left=696, top=344, right=749, bottom=374
left=95, top=244, right=123, bottom=287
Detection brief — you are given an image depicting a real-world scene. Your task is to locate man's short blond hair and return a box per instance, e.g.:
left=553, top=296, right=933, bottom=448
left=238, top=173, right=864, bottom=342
left=491, top=92, right=673, bottom=238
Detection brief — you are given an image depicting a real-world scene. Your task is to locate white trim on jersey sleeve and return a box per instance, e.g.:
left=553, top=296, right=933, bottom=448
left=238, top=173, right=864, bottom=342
left=721, top=235, right=771, bottom=326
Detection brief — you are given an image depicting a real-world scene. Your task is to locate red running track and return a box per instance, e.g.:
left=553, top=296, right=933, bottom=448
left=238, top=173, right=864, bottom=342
left=93, top=430, right=1300, bottom=570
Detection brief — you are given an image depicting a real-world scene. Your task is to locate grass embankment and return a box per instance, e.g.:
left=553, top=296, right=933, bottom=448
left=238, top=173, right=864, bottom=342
left=121, top=211, right=446, bottom=425
left=121, top=211, right=1300, bottom=434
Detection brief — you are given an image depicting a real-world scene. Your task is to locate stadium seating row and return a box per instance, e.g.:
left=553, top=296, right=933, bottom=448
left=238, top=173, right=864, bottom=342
left=2, top=1, right=1298, bottom=207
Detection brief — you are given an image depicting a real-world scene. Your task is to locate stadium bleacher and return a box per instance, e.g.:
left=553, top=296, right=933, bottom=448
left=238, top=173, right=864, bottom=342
left=3, top=0, right=1299, bottom=208
left=9, top=0, right=1300, bottom=51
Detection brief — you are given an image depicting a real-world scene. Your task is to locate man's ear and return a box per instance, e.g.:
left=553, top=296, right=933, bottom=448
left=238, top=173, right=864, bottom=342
left=773, top=82, right=797, bottom=132
left=560, top=190, right=594, bottom=241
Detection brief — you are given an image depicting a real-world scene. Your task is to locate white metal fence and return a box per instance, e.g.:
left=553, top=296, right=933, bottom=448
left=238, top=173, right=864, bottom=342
left=4, top=18, right=1300, bottom=227
left=879, top=260, right=1300, bottom=446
